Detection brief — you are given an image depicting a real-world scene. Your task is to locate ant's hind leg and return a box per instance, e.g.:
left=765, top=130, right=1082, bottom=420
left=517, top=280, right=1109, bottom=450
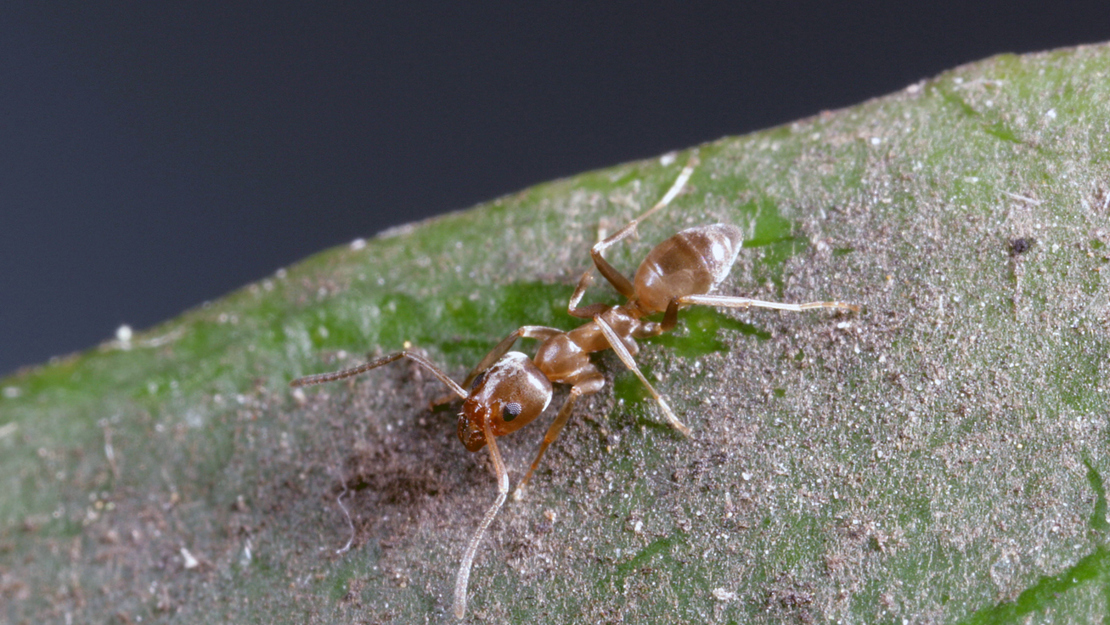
left=585, top=157, right=699, bottom=300
left=632, top=298, right=680, bottom=338
left=594, top=316, right=691, bottom=437
left=677, top=294, right=859, bottom=314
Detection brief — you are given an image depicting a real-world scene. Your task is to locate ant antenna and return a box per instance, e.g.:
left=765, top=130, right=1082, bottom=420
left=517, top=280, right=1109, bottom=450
left=291, top=350, right=468, bottom=399
left=453, top=420, right=508, bottom=619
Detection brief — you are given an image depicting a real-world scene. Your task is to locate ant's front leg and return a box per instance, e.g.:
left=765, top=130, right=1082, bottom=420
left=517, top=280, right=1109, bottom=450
left=459, top=325, right=563, bottom=389
left=428, top=326, right=563, bottom=408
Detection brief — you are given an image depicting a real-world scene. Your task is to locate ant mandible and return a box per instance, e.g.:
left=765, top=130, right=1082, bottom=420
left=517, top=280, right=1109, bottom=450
left=290, top=157, right=858, bottom=619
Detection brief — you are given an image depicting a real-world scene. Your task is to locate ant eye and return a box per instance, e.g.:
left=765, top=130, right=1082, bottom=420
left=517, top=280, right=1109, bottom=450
left=502, top=402, right=523, bottom=422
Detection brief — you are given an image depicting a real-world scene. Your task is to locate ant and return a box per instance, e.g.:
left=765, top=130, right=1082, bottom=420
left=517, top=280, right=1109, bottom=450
left=290, top=157, right=858, bottom=619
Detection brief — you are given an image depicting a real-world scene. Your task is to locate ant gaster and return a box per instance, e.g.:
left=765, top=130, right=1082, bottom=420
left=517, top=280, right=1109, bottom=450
left=290, top=158, right=858, bottom=619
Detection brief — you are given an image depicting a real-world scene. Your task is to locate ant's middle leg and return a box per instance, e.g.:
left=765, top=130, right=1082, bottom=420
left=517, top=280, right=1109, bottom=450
left=594, top=316, right=691, bottom=437
left=567, top=271, right=611, bottom=319
left=514, top=372, right=604, bottom=499
left=583, top=158, right=699, bottom=301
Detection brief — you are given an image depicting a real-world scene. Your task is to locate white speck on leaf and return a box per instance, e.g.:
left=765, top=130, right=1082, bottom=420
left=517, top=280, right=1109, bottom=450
left=181, top=547, right=199, bottom=570
left=713, top=588, right=738, bottom=602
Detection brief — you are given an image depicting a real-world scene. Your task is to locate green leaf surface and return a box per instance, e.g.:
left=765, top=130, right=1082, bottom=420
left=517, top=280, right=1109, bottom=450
left=4, top=43, right=1110, bottom=624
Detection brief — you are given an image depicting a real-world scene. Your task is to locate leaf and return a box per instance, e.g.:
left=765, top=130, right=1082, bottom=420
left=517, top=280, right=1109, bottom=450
left=4, top=43, right=1110, bottom=624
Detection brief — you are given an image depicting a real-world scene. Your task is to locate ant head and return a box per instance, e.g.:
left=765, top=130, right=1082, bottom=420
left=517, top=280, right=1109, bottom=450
left=457, top=352, right=553, bottom=452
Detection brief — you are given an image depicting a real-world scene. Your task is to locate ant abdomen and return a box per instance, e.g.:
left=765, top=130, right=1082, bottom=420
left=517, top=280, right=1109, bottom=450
left=632, top=223, right=745, bottom=313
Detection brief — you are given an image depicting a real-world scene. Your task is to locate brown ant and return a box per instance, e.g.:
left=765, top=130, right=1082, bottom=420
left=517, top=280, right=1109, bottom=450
left=290, top=158, right=858, bottom=619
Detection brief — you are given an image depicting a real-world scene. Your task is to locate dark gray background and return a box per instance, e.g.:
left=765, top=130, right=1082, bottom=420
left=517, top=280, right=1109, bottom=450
left=3, top=2, right=1109, bottom=376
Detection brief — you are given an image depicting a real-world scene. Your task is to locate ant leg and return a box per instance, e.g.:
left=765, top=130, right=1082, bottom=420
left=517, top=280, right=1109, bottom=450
left=430, top=325, right=563, bottom=408
left=567, top=271, right=611, bottom=319
left=458, top=325, right=564, bottom=389
left=632, top=298, right=680, bottom=338
left=677, top=294, right=859, bottom=314
left=454, top=420, right=508, bottom=620
left=584, top=157, right=699, bottom=300
left=660, top=298, right=681, bottom=332
left=594, top=316, right=691, bottom=437
left=514, top=373, right=604, bottom=500
left=291, top=350, right=469, bottom=400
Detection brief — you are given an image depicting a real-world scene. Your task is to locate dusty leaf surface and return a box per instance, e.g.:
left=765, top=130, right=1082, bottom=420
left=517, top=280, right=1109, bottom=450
left=3, top=43, right=1110, bottom=624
